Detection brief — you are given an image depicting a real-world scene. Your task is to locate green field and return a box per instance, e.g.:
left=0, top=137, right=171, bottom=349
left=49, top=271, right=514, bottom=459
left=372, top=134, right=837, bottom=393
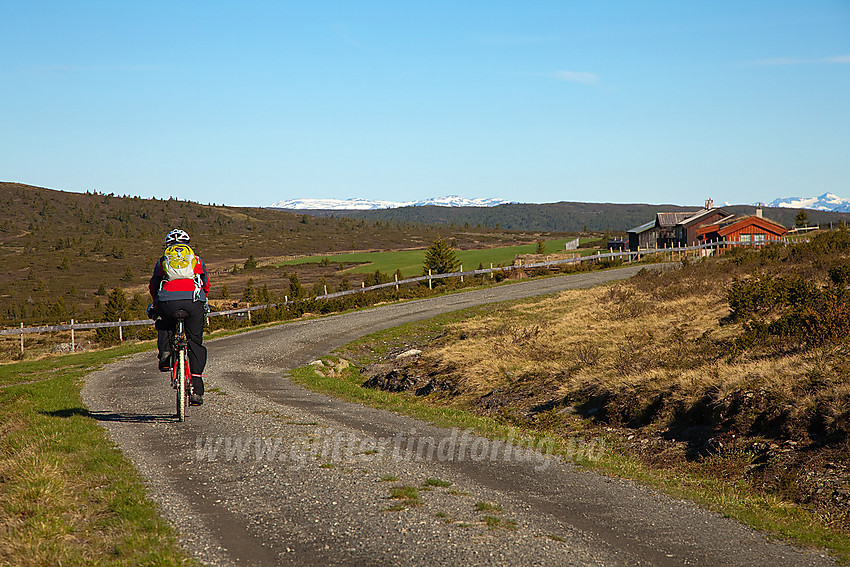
left=277, top=238, right=601, bottom=277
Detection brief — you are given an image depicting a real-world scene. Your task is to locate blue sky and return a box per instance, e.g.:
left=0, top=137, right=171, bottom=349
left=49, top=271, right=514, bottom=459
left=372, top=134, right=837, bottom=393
left=1, top=1, right=848, bottom=207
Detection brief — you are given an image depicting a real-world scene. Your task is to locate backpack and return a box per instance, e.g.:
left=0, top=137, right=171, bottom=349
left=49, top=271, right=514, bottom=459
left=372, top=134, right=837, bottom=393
left=163, top=243, right=199, bottom=281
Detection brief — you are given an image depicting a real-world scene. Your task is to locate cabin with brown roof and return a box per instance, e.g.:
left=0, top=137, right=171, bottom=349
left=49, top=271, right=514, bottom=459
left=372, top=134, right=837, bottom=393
left=676, top=208, right=734, bottom=245
left=656, top=212, right=696, bottom=248
left=626, top=199, right=734, bottom=251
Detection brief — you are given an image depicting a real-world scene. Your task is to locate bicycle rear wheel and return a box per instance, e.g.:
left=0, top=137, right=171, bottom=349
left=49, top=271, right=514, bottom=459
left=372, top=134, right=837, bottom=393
left=176, top=349, right=186, bottom=421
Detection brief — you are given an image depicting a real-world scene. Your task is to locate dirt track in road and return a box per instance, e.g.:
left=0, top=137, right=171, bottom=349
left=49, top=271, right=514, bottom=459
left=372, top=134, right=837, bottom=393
left=82, top=267, right=838, bottom=566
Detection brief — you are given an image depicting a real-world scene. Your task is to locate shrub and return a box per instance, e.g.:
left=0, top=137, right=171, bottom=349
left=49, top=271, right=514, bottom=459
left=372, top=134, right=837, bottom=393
left=726, top=275, right=818, bottom=321
left=730, top=278, right=850, bottom=353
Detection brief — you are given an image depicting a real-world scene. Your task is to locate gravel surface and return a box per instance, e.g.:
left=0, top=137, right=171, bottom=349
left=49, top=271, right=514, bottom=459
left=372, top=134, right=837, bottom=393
left=82, top=268, right=839, bottom=566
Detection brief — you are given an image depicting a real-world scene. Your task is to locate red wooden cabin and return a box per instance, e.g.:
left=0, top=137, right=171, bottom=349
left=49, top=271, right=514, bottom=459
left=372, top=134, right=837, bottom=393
left=696, top=213, right=788, bottom=250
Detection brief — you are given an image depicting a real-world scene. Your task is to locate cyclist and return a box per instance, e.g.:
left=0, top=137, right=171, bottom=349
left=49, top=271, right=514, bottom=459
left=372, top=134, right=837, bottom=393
left=148, top=228, right=210, bottom=405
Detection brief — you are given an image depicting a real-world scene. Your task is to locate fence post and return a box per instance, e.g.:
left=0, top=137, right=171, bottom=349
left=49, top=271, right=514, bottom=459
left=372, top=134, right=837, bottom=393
left=395, top=273, right=399, bottom=290
left=490, top=263, right=494, bottom=279
left=20, top=322, right=24, bottom=355
left=118, top=318, right=123, bottom=342
left=460, top=265, right=463, bottom=283
left=247, top=303, right=251, bottom=323
left=71, top=319, right=75, bottom=352
left=428, top=269, right=432, bottom=290
left=285, top=295, right=288, bottom=305
left=323, top=284, right=328, bottom=296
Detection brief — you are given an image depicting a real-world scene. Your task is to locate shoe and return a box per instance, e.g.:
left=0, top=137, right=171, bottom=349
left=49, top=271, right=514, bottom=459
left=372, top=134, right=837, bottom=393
left=158, top=352, right=171, bottom=372
left=189, top=394, right=204, bottom=406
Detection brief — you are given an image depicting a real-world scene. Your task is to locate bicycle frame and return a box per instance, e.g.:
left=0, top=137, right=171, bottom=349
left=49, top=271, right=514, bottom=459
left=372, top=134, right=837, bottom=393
left=171, top=316, right=192, bottom=422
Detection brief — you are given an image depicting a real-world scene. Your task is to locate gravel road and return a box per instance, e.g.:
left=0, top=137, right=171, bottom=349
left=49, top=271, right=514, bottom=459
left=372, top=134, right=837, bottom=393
left=82, top=267, right=838, bottom=566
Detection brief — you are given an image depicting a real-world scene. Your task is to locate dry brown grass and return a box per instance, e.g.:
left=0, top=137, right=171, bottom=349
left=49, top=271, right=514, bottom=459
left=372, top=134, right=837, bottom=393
left=408, top=253, right=850, bottom=532
left=424, top=279, right=742, bottom=405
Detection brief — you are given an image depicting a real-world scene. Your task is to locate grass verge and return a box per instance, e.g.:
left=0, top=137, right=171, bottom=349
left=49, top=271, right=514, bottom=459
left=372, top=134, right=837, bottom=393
left=0, top=342, right=198, bottom=566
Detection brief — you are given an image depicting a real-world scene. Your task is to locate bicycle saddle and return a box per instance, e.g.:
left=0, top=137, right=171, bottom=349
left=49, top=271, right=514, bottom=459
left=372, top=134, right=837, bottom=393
left=173, top=309, right=191, bottom=320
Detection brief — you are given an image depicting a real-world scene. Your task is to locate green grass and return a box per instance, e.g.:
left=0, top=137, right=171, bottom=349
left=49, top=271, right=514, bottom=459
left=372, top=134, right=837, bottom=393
left=276, top=238, right=600, bottom=277
left=388, top=485, right=421, bottom=509
left=482, top=516, right=518, bottom=531
left=0, top=342, right=198, bottom=566
left=474, top=501, right=503, bottom=513
left=389, top=485, right=419, bottom=500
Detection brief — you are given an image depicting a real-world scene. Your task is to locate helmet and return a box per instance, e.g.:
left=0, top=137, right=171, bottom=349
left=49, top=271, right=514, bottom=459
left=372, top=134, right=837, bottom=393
left=165, top=228, right=190, bottom=245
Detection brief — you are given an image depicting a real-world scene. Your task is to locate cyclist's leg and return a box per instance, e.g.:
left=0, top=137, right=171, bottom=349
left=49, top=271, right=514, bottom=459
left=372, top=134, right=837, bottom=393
left=180, top=301, right=207, bottom=396
left=154, top=314, right=176, bottom=370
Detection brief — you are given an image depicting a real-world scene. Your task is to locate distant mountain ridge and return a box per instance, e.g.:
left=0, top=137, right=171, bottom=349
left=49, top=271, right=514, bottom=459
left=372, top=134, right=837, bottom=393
left=269, top=195, right=513, bottom=210
left=768, top=193, right=850, bottom=212
left=275, top=193, right=850, bottom=213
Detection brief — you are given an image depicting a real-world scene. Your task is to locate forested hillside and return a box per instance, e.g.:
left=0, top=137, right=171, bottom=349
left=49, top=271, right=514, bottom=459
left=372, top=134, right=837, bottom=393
left=0, top=183, right=547, bottom=327
left=286, top=201, right=850, bottom=232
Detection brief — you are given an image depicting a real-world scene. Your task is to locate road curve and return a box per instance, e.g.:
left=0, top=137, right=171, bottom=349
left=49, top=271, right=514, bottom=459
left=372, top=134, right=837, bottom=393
left=82, top=267, right=837, bottom=566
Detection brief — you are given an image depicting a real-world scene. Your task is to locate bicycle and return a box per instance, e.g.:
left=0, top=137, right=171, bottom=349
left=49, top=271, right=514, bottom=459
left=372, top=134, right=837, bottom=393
left=170, top=309, right=193, bottom=421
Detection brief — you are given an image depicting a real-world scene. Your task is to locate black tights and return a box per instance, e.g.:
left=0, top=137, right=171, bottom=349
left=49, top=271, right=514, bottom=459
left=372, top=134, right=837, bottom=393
left=155, top=299, right=206, bottom=395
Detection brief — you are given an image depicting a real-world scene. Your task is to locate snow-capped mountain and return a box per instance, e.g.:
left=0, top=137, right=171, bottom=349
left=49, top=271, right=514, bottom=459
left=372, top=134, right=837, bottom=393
left=269, top=195, right=513, bottom=210
left=769, top=193, right=850, bottom=212
left=268, top=197, right=402, bottom=210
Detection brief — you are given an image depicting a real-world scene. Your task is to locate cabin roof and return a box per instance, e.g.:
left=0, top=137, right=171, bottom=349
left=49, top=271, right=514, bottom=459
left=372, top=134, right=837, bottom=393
left=656, top=212, right=695, bottom=227
left=696, top=215, right=788, bottom=236
left=677, top=208, right=732, bottom=227
left=627, top=220, right=657, bottom=234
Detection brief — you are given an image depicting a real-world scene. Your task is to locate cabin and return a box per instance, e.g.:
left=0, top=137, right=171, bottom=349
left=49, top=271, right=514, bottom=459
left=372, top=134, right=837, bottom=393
left=626, top=199, right=734, bottom=251
left=656, top=212, right=696, bottom=248
left=675, top=207, right=734, bottom=245
left=695, top=210, right=788, bottom=248
left=627, top=220, right=658, bottom=252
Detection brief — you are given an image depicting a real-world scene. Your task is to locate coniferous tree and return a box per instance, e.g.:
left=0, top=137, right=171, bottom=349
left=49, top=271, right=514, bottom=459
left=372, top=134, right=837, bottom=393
left=288, top=273, right=304, bottom=298
left=97, top=287, right=128, bottom=343
left=423, top=237, right=460, bottom=275
left=242, top=278, right=256, bottom=303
